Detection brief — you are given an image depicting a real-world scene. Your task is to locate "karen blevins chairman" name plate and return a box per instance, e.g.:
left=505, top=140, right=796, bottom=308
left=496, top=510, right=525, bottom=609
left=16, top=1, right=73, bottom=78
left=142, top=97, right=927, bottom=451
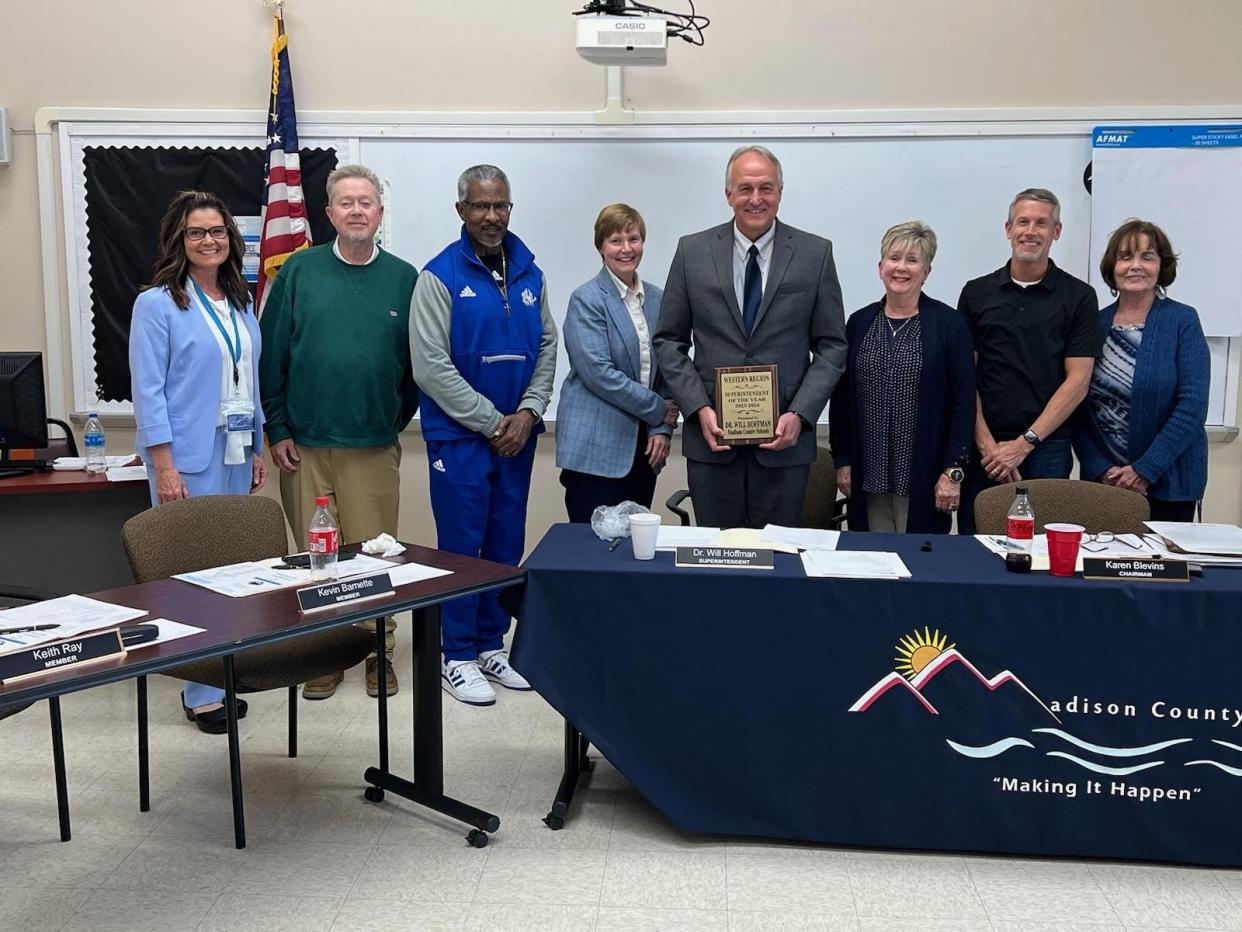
left=714, top=365, right=778, bottom=444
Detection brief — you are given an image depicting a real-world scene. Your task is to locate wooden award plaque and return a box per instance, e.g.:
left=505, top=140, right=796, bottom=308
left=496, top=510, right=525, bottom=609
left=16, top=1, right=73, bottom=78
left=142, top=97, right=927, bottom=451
left=714, top=365, right=778, bottom=445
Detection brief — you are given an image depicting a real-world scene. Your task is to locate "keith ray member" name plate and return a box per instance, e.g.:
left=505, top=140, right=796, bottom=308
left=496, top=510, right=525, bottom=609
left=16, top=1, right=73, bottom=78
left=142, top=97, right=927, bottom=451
left=714, top=364, right=778, bottom=445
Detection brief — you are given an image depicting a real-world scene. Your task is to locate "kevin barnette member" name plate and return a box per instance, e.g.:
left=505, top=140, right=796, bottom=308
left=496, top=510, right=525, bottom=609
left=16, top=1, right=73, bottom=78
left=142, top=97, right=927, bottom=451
left=714, top=364, right=778, bottom=445
left=297, top=572, right=396, bottom=613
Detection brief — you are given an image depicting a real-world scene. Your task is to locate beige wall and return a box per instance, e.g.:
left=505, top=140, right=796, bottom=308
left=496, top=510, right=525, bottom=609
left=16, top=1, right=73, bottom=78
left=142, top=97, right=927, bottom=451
left=3, top=0, right=1240, bottom=539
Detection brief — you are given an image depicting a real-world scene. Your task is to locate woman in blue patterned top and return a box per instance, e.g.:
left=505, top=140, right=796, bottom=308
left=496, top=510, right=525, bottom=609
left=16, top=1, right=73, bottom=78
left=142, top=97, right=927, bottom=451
left=829, top=222, right=975, bottom=533
left=1075, top=220, right=1209, bottom=522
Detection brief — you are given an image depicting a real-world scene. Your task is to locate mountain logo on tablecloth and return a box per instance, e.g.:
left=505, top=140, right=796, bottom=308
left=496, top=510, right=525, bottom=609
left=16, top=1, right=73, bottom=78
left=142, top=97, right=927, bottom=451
left=848, top=627, right=1061, bottom=723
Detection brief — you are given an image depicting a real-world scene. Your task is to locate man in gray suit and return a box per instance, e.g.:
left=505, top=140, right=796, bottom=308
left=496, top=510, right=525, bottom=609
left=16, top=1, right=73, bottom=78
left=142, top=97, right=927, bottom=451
left=653, top=145, right=846, bottom=528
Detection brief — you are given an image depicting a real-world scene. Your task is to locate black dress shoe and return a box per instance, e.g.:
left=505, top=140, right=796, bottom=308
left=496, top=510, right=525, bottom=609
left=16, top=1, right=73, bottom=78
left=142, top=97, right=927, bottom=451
left=181, top=697, right=249, bottom=735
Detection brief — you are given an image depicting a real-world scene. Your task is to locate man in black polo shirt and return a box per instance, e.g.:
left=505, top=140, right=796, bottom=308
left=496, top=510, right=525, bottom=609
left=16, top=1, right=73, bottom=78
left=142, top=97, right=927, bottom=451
left=956, top=188, right=1102, bottom=534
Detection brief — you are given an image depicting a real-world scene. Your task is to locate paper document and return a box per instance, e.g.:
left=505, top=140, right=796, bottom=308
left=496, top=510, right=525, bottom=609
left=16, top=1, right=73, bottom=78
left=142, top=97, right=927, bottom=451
left=53, top=455, right=139, bottom=471
left=106, top=465, right=149, bottom=482
left=800, top=550, right=911, bottom=579
left=0, top=595, right=147, bottom=653
left=132, top=619, right=207, bottom=649
left=717, top=527, right=799, bottom=554
left=386, top=562, right=454, bottom=587
left=175, top=561, right=292, bottom=597
left=655, top=526, right=722, bottom=551
left=761, top=525, right=840, bottom=552
left=175, top=553, right=447, bottom=597
left=1146, top=522, right=1242, bottom=556
left=1141, top=534, right=1242, bottom=567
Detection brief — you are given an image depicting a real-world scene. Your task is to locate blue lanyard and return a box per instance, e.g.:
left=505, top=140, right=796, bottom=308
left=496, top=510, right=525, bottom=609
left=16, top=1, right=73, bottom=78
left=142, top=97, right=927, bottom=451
left=190, top=278, right=242, bottom=386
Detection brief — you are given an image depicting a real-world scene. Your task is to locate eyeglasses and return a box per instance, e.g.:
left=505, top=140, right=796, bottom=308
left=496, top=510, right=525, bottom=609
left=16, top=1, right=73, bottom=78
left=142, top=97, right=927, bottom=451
left=1080, top=531, right=1144, bottom=553
left=462, top=200, right=513, bottom=216
left=185, top=226, right=229, bottom=241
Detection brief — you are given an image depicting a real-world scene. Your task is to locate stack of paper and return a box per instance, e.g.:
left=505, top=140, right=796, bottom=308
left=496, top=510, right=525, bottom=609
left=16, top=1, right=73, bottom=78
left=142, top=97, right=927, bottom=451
left=0, top=595, right=146, bottom=653
left=106, top=465, right=149, bottom=482
left=1144, top=522, right=1242, bottom=567
left=800, top=550, right=911, bottom=579
left=655, top=526, right=722, bottom=551
left=174, top=553, right=453, bottom=597
left=52, top=455, right=139, bottom=470
left=761, top=525, right=840, bottom=552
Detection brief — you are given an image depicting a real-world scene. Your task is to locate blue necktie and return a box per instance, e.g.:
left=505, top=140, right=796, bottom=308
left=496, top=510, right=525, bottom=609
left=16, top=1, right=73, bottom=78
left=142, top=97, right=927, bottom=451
left=742, top=244, right=762, bottom=335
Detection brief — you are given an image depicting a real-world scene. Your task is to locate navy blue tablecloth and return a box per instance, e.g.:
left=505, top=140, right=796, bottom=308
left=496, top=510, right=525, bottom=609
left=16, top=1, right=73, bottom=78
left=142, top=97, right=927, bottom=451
left=510, top=524, right=1242, bottom=865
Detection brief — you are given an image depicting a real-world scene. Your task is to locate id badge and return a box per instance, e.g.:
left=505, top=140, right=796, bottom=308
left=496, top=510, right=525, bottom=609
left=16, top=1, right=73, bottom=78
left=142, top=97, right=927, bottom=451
left=222, top=398, right=255, bottom=434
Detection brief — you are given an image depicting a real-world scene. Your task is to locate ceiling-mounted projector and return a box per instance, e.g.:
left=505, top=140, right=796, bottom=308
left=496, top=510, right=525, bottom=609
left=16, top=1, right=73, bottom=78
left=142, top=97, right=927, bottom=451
left=573, top=0, right=709, bottom=66
left=576, top=14, right=669, bottom=66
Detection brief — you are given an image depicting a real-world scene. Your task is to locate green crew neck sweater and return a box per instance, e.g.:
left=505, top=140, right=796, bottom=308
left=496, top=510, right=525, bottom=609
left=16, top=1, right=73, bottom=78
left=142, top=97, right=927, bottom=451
left=259, top=243, right=419, bottom=447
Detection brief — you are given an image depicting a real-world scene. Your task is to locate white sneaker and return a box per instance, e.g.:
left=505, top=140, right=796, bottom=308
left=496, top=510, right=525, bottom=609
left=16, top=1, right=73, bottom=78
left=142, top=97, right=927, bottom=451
left=442, top=658, right=496, bottom=706
left=479, top=649, right=533, bottom=691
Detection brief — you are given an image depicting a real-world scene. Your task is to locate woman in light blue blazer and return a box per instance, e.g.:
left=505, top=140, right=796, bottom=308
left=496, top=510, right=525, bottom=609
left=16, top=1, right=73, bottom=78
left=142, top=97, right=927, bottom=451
left=129, top=190, right=267, bottom=734
left=556, top=204, right=679, bottom=522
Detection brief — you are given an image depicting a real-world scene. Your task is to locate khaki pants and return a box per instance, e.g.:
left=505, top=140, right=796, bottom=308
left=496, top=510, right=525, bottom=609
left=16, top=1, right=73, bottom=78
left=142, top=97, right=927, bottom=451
left=865, top=493, right=910, bottom=533
left=279, top=443, right=402, bottom=658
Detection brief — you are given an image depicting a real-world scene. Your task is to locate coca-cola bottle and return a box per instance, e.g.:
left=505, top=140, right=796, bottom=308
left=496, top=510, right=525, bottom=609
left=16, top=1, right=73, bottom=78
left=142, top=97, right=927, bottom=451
left=1006, top=485, right=1035, bottom=552
left=307, top=496, right=339, bottom=580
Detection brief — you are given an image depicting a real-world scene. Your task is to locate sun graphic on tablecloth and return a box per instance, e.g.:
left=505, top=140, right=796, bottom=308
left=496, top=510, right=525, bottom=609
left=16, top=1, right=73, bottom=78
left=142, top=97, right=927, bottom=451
left=894, top=627, right=956, bottom=680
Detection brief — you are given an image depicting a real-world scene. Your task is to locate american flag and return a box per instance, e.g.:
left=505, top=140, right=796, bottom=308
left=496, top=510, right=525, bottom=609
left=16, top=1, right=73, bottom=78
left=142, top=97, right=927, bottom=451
left=256, top=12, right=310, bottom=315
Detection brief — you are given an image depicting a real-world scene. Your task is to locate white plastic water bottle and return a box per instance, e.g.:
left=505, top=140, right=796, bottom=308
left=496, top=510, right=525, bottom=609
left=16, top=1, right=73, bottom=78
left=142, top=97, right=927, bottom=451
left=1006, top=485, right=1035, bottom=552
left=84, top=413, right=106, bottom=473
left=307, top=495, right=339, bottom=580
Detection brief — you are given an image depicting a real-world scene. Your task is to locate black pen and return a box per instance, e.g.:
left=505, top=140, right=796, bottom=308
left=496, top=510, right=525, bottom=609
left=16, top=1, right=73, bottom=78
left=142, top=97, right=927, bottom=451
left=0, top=624, right=60, bottom=636
left=608, top=537, right=623, bottom=552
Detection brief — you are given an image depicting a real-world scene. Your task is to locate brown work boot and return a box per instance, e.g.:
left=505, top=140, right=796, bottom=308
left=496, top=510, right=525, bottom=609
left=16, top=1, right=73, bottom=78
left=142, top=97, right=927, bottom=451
left=366, top=657, right=399, bottom=698
left=303, top=671, right=344, bottom=700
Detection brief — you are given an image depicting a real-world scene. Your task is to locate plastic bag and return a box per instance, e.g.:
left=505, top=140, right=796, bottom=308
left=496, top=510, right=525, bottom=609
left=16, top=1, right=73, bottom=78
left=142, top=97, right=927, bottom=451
left=590, top=501, right=653, bottom=541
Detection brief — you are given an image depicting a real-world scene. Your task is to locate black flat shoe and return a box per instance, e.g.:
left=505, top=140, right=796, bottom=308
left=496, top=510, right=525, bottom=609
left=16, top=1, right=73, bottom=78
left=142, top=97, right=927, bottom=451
left=181, top=697, right=249, bottom=735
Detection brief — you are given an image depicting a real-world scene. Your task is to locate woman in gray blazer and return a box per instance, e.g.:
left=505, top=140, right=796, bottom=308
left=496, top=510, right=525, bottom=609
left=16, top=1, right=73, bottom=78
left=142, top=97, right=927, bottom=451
left=555, top=204, right=679, bottom=521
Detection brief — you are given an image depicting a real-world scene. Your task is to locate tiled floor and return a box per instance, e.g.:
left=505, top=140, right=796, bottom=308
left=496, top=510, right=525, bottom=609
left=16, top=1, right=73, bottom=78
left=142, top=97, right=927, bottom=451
left=2, top=622, right=1240, bottom=931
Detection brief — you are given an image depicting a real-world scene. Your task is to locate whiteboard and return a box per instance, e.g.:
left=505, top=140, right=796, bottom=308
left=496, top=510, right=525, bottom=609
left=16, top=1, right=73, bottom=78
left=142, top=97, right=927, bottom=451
left=54, top=118, right=1240, bottom=428
left=1090, top=125, right=1242, bottom=337
left=363, top=130, right=1234, bottom=426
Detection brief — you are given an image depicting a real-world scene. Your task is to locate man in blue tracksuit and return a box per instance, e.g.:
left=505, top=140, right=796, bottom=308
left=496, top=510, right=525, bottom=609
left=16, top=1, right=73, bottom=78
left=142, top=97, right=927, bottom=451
left=409, top=164, right=558, bottom=706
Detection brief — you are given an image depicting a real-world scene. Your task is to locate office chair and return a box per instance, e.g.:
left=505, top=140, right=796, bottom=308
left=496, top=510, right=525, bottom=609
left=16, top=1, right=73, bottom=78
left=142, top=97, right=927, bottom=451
left=973, top=478, right=1151, bottom=536
left=665, top=446, right=847, bottom=529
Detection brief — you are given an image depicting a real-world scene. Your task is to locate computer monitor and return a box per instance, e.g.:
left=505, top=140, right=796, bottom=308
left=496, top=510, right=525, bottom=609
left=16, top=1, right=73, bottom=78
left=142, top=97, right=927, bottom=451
left=0, top=352, right=49, bottom=475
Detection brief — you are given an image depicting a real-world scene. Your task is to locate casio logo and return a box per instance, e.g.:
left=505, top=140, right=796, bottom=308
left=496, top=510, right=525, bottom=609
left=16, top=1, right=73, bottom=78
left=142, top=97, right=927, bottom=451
left=614, top=21, right=646, bottom=29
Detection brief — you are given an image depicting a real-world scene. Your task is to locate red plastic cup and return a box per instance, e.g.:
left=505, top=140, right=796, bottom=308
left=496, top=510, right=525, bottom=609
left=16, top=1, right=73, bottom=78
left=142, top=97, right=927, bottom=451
left=1044, top=523, right=1085, bottom=577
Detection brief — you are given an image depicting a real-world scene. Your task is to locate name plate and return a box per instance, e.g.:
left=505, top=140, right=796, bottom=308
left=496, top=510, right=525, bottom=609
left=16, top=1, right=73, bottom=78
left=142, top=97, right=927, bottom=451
left=297, top=572, right=395, bottom=613
left=714, top=364, right=778, bottom=445
left=1082, top=557, right=1190, bottom=582
left=0, top=629, right=125, bottom=684
left=675, top=546, right=775, bottom=570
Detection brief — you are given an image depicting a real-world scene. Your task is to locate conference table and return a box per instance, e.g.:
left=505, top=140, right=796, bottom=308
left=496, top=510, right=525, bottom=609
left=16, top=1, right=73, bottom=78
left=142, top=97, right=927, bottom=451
left=0, top=543, right=525, bottom=849
left=510, top=524, right=1242, bottom=866
left=0, top=468, right=149, bottom=594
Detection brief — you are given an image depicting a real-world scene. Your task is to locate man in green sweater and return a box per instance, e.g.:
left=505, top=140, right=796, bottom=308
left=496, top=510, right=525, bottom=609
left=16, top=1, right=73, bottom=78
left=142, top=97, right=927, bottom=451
left=260, top=164, right=419, bottom=700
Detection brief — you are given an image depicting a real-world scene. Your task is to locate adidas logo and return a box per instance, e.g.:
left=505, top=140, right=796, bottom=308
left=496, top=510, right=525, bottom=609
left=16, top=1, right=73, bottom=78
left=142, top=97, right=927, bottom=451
left=459, top=286, right=477, bottom=298
left=432, top=459, right=446, bottom=473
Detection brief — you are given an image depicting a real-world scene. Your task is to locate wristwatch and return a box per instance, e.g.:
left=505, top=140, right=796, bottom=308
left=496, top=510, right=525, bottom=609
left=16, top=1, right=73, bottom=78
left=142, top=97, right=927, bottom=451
left=944, top=467, right=965, bottom=483
left=1022, top=429, right=1041, bottom=447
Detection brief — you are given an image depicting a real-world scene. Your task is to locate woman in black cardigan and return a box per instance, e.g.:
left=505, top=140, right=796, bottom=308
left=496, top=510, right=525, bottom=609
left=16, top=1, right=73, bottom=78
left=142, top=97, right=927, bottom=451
left=829, top=221, right=976, bottom=533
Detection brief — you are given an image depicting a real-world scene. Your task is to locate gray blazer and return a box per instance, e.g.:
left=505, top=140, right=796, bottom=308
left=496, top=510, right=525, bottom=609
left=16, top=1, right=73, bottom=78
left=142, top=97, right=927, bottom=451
left=555, top=266, right=672, bottom=478
left=653, top=219, right=846, bottom=467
